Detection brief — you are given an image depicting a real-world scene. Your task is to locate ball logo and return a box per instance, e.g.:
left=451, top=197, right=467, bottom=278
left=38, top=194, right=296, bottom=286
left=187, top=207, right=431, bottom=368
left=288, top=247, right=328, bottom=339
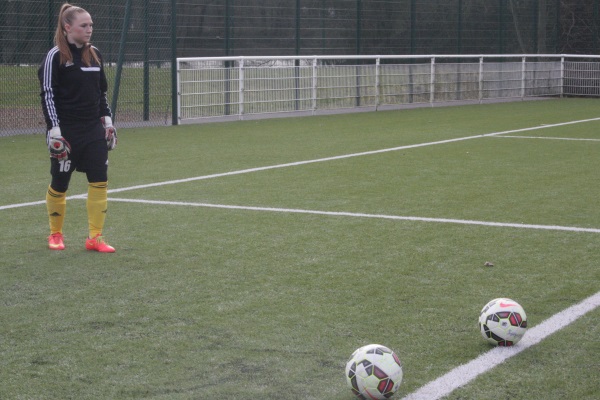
left=499, top=301, right=518, bottom=308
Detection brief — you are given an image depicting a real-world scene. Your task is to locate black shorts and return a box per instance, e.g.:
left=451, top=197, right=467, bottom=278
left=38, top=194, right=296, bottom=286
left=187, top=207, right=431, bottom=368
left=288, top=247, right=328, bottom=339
left=50, top=122, right=108, bottom=192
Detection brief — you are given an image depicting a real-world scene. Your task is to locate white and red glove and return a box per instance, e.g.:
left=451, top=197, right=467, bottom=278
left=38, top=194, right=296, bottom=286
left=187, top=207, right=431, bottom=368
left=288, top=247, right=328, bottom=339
left=46, top=126, right=71, bottom=161
left=101, top=116, right=118, bottom=150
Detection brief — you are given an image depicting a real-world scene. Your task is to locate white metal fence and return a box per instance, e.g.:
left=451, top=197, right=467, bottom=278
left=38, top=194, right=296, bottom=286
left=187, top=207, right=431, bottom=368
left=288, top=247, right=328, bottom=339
left=176, top=55, right=600, bottom=123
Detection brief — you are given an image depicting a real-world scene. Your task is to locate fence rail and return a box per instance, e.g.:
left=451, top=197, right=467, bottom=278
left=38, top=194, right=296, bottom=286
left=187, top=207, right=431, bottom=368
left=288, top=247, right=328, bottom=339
left=177, top=54, right=600, bottom=123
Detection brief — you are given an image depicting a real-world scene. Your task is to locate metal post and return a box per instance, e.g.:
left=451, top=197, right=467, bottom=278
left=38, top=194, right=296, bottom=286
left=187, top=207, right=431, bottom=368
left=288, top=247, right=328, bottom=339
left=295, top=0, right=300, bottom=111
left=430, top=57, right=435, bottom=104
left=457, top=0, right=462, bottom=54
left=48, top=0, right=54, bottom=49
left=356, top=0, right=362, bottom=55
left=171, top=0, right=178, bottom=125
left=560, top=56, right=564, bottom=98
left=410, top=0, right=416, bottom=55
left=312, top=58, right=317, bottom=113
left=479, top=57, right=484, bottom=102
left=595, top=0, right=600, bottom=54
left=457, top=0, right=463, bottom=100
left=224, top=0, right=232, bottom=116
left=143, top=0, right=150, bottom=121
left=555, top=0, right=560, bottom=53
left=375, top=58, right=380, bottom=111
left=108, top=0, right=114, bottom=62
left=295, top=0, right=301, bottom=55
left=355, top=0, right=362, bottom=107
left=225, top=0, right=232, bottom=55
left=15, top=1, right=21, bottom=63
left=239, top=58, right=244, bottom=119
left=533, top=0, right=539, bottom=53
left=498, top=0, right=505, bottom=53
left=111, top=0, right=132, bottom=122
left=521, top=56, right=526, bottom=99
left=408, top=0, right=417, bottom=103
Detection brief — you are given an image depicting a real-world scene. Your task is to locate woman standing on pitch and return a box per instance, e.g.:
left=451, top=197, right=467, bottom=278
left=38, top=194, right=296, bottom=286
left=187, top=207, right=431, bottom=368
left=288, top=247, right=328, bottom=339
left=39, top=3, right=117, bottom=252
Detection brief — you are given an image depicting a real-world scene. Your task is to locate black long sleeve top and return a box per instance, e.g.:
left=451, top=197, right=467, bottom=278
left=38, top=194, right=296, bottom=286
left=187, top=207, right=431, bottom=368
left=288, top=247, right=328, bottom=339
left=39, top=42, right=111, bottom=131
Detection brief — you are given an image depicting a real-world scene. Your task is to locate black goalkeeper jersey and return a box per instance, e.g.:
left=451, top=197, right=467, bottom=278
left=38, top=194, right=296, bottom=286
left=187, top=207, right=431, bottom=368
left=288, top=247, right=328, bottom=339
left=39, top=43, right=111, bottom=131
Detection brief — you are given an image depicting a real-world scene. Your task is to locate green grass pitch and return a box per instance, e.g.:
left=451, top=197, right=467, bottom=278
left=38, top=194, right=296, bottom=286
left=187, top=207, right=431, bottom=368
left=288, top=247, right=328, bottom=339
left=1, top=98, right=599, bottom=399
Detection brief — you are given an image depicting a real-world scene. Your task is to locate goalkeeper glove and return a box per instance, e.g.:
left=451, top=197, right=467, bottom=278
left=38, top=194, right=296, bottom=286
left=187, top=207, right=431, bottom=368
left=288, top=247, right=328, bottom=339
left=101, top=116, right=118, bottom=150
left=46, top=127, right=71, bottom=161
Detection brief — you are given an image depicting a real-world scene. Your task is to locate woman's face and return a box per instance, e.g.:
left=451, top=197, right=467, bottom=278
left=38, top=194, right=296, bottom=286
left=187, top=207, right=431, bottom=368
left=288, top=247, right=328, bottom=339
left=65, top=12, right=93, bottom=47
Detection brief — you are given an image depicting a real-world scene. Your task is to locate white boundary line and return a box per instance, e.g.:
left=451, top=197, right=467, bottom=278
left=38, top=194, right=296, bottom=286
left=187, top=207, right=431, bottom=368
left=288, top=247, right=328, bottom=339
left=401, top=290, right=600, bottom=400
left=107, top=198, right=600, bottom=234
left=105, top=117, right=600, bottom=195
left=2, top=116, right=599, bottom=212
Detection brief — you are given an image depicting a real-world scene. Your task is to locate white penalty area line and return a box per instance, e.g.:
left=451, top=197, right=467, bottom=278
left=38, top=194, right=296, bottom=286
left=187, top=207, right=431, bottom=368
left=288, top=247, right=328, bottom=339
left=2, top=116, right=599, bottom=212
left=401, top=291, right=600, bottom=400
left=108, top=198, right=600, bottom=234
left=103, top=116, right=600, bottom=195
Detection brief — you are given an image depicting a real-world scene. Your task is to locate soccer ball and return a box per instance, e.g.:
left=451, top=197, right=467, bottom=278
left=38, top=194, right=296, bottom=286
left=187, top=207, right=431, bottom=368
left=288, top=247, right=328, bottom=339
left=345, top=344, right=403, bottom=399
left=479, top=298, right=528, bottom=346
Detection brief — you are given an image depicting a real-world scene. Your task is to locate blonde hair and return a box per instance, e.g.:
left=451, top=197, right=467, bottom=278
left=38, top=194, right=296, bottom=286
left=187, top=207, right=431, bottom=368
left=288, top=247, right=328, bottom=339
left=54, top=3, right=100, bottom=66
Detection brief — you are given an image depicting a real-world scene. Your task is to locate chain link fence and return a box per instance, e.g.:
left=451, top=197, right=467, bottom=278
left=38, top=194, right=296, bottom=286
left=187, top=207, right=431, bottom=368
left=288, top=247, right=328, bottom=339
left=1, top=0, right=599, bottom=135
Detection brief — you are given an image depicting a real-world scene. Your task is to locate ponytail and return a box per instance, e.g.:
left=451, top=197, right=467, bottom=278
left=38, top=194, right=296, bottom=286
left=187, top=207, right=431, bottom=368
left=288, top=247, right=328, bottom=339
left=54, top=3, right=101, bottom=67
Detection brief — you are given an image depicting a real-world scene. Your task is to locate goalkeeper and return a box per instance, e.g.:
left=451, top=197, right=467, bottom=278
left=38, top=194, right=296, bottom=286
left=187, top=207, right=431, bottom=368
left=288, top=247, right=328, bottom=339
left=38, top=3, right=117, bottom=253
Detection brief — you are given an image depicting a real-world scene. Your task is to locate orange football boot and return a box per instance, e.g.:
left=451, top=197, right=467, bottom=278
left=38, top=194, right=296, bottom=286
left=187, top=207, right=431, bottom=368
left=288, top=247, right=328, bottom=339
left=48, top=233, right=65, bottom=250
left=85, top=234, right=115, bottom=253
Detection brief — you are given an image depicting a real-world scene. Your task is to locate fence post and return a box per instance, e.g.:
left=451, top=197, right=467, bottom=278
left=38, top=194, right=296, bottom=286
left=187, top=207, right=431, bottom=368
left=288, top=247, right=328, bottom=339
left=555, top=0, right=561, bottom=53
left=294, top=58, right=300, bottom=112
left=295, top=0, right=301, bottom=55
left=143, top=0, right=150, bottom=121
left=595, top=0, right=600, bottom=54
left=225, top=0, right=232, bottom=55
left=224, top=0, right=233, bottom=116
left=457, top=0, right=463, bottom=54
left=239, top=58, right=245, bottom=119
left=171, top=0, right=178, bottom=125
left=479, top=57, right=484, bottom=102
left=295, top=1, right=300, bottom=111
left=48, top=0, right=54, bottom=49
left=430, top=57, right=436, bottom=104
left=174, top=58, right=180, bottom=122
left=560, top=56, right=564, bottom=98
left=498, top=0, right=506, bottom=53
left=356, top=0, right=362, bottom=55
left=410, top=0, right=417, bottom=54
left=111, top=0, right=132, bottom=122
left=312, top=58, right=318, bottom=113
left=521, top=56, right=526, bottom=99
left=375, top=57, right=380, bottom=110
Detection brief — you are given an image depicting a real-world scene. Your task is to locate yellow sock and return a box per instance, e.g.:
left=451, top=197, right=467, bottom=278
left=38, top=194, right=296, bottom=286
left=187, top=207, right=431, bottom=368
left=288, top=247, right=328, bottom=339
left=87, top=182, right=108, bottom=238
left=46, top=186, right=66, bottom=234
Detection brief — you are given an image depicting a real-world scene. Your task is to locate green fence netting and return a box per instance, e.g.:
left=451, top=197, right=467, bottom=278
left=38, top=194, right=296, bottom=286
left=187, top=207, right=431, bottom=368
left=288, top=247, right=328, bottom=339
left=1, top=0, right=598, bottom=135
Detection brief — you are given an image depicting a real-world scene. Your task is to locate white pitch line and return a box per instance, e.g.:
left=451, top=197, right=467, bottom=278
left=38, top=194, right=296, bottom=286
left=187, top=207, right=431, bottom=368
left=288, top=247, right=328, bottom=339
left=497, top=135, right=600, bottom=142
left=401, top=291, right=600, bottom=400
left=2, top=116, right=600, bottom=211
left=102, top=117, right=600, bottom=195
left=108, top=198, right=600, bottom=234
left=0, top=194, right=87, bottom=211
